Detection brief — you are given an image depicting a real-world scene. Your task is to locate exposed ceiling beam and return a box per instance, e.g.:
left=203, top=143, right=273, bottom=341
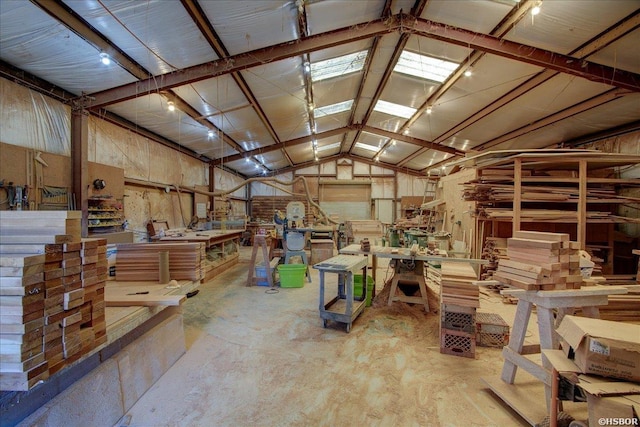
left=342, top=0, right=401, bottom=154
left=399, top=7, right=640, bottom=167
left=180, top=0, right=291, bottom=166
left=474, top=88, right=631, bottom=151
left=85, top=16, right=398, bottom=109
left=272, top=152, right=426, bottom=178
left=30, top=0, right=150, bottom=81
left=556, top=120, right=640, bottom=148
left=407, top=14, right=640, bottom=92
left=84, top=12, right=640, bottom=110
left=360, top=125, right=463, bottom=156
left=211, top=126, right=355, bottom=166
left=96, top=109, right=209, bottom=163
left=161, top=91, right=245, bottom=154
left=0, top=59, right=73, bottom=103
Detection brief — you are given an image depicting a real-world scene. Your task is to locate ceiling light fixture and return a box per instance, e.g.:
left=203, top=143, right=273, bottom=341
left=207, top=130, right=214, bottom=138
left=245, top=157, right=251, bottom=163
left=531, top=2, right=541, bottom=15
left=426, top=106, right=433, bottom=114
left=303, top=62, right=311, bottom=73
left=99, top=52, right=111, bottom=65
left=167, top=101, right=175, bottom=112
left=403, top=129, right=409, bottom=135
left=464, top=67, right=473, bottom=77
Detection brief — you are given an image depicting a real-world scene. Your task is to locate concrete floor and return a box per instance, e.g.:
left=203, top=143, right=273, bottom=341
left=117, top=247, right=533, bottom=427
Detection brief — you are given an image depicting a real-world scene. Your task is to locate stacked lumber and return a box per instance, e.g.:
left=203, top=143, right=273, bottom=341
left=473, top=208, right=639, bottom=224
left=493, top=231, right=582, bottom=291
left=439, top=261, right=478, bottom=359
left=0, top=254, right=48, bottom=391
left=480, top=237, right=507, bottom=281
left=115, top=242, right=205, bottom=282
left=0, top=211, right=109, bottom=390
left=440, top=262, right=480, bottom=307
left=600, top=293, right=640, bottom=322
left=0, top=211, right=81, bottom=256
left=78, top=239, right=108, bottom=357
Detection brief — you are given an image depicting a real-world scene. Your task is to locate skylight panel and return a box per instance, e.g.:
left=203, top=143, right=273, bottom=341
left=394, top=51, right=459, bottom=83
left=314, top=100, right=354, bottom=119
left=316, top=142, right=341, bottom=152
left=311, top=51, right=368, bottom=82
left=354, top=142, right=381, bottom=152
left=374, top=100, right=416, bottom=119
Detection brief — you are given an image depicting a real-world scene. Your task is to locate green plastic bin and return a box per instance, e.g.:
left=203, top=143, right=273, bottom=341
left=277, top=264, right=306, bottom=288
left=353, top=274, right=375, bottom=306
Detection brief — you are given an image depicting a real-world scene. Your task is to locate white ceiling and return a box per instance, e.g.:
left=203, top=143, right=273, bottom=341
left=1, top=0, right=639, bottom=178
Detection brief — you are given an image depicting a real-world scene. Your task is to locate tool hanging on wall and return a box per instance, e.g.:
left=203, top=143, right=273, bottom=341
left=1, top=181, right=28, bottom=210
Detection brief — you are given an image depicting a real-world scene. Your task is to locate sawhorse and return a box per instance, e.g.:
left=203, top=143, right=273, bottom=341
left=247, top=234, right=275, bottom=287
left=498, top=286, right=628, bottom=412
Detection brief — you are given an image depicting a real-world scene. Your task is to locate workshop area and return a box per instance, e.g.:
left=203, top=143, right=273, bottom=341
left=1, top=1, right=640, bottom=427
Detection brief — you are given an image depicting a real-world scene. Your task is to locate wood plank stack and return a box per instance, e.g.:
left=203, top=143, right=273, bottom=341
left=115, top=242, right=205, bottom=282
left=0, top=254, right=48, bottom=391
left=439, top=261, right=478, bottom=359
left=0, top=210, right=109, bottom=390
left=493, top=231, right=582, bottom=291
left=77, top=238, right=108, bottom=355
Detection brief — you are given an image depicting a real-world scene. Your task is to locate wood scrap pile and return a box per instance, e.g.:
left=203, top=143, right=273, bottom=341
left=439, top=261, right=479, bottom=359
left=493, top=231, right=582, bottom=291
left=0, top=211, right=108, bottom=391
left=115, top=242, right=205, bottom=282
left=480, top=237, right=507, bottom=281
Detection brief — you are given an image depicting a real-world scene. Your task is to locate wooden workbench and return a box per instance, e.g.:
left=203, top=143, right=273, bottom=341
left=158, top=229, right=243, bottom=281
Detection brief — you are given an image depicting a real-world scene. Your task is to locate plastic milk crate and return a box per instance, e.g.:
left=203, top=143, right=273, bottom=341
left=475, top=312, right=510, bottom=348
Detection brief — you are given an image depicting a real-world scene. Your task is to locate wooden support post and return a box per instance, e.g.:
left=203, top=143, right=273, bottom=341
left=577, top=159, right=587, bottom=250
left=512, top=157, right=522, bottom=235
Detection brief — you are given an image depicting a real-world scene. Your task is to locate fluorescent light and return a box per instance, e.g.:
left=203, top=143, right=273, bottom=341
left=374, top=100, right=416, bottom=119
left=311, top=50, right=368, bottom=82
left=314, top=100, right=354, bottom=118
left=394, top=51, right=459, bottom=83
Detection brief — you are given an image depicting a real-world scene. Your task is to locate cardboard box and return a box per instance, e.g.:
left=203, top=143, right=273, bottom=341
left=579, top=376, right=640, bottom=426
left=557, top=315, right=640, bottom=382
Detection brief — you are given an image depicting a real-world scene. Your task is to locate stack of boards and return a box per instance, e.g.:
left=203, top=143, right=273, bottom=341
left=0, top=211, right=108, bottom=391
left=493, top=231, right=582, bottom=291
left=115, top=242, right=205, bottom=282
left=439, top=261, right=479, bottom=359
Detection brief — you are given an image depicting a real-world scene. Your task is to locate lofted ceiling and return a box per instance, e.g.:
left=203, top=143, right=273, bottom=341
left=1, top=0, right=639, bottom=178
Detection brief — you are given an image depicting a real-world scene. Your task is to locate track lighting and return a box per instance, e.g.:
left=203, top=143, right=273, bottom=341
left=167, top=101, right=175, bottom=112
left=207, top=130, right=214, bottom=138
left=464, top=67, right=473, bottom=77
left=304, top=62, right=311, bottom=73
left=426, top=106, right=433, bottom=115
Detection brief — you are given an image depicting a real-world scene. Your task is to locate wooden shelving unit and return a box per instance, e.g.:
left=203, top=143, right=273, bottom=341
left=88, top=197, right=124, bottom=235
left=459, top=151, right=640, bottom=274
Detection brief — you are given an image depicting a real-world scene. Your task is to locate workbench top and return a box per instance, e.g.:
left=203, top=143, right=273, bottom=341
left=339, top=244, right=488, bottom=264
